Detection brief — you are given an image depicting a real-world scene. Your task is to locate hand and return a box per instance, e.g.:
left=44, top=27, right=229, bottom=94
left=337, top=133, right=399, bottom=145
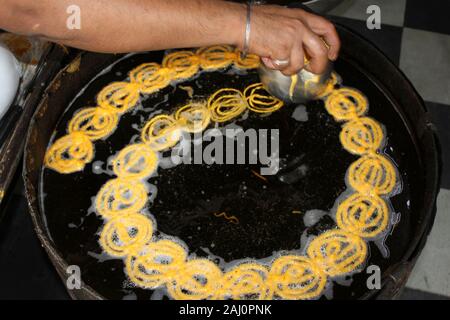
left=242, top=5, right=340, bottom=76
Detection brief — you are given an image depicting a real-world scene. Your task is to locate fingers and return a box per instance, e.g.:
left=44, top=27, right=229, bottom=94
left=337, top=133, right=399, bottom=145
left=255, top=6, right=341, bottom=61
left=250, top=9, right=293, bottom=71
left=250, top=6, right=335, bottom=75
left=261, top=19, right=325, bottom=75
left=300, top=13, right=340, bottom=61
left=262, top=57, right=290, bottom=70
left=301, top=27, right=329, bottom=74
left=266, top=19, right=307, bottom=75
left=263, top=25, right=294, bottom=73
left=320, top=22, right=340, bottom=61
left=281, top=40, right=304, bottom=76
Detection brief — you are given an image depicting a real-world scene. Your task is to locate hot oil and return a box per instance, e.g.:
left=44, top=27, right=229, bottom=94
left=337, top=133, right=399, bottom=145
left=39, top=53, right=413, bottom=300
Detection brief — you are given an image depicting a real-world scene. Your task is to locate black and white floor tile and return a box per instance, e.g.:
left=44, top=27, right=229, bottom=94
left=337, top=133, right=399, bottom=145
left=330, top=15, right=404, bottom=65
left=329, top=0, right=450, bottom=299
left=400, top=28, right=450, bottom=105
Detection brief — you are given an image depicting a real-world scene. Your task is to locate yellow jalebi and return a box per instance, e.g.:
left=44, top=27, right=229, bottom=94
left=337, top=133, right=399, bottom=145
left=234, top=49, right=260, bottom=69
left=316, top=72, right=340, bottom=99
left=167, top=259, right=223, bottom=300
left=325, top=87, right=368, bottom=121
left=66, top=51, right=400, bottom=301
left=95, top=178, right=148, bottom=218
left=45, top=46, right=264, bottom=174
left=44, top=132, right=94, bottom=174
left=97, top=82, right=141, bottom=114
left=91, top=83, right=397, bottom=300
left=347, top=153, right=396, bottom=195
left=141, top=114, right=181, bottom=151
left=269, top=255, right=327, bottom=300
left=244, top=83, right=284, bottom=113
left=162, top=50, right=200, bottom=80
left=218, top=263, right=272, bottom=300
left=174, top=102, right=211, bottom=133
left=129, top=62, right=172, bottom=94
left=336, top=193, right=389, bottom=238
left=207, top=88, right=248, bottom=122
left=340, top=117, right=384, bottom=155
left=307, top=230, right=367, bottom=277
left=196, top=45, right=235, bottom=70
left=68, top=107, right=118, bottom=141
left=126, top=239, right=187, bottom=289
left=99, top=212, right=153, bottom=257
left=112, top=143, right=158, bottom=179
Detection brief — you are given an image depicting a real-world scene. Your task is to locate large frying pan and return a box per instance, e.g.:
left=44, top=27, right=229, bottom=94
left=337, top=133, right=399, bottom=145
left=22, top=23, right=440, bottom=299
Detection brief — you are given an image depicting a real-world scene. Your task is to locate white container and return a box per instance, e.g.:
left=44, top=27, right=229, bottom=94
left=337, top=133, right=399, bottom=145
left=0, top=44, right=21, bottom=120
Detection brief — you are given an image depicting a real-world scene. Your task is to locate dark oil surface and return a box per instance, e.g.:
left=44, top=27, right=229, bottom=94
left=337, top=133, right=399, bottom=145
left=40, top=53, right=416, bottom=300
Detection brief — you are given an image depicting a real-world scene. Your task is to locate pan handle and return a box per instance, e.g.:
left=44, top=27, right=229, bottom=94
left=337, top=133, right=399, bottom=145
left=0, top=44, right=67, bottom=210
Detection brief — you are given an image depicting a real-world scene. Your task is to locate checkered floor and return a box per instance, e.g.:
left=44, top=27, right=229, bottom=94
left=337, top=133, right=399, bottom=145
left=328, top=0, right=450, bottom=299
left=0, top=0, right=449, bottom=300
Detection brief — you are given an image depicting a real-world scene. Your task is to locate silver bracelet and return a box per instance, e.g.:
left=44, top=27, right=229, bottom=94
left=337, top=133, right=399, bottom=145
left=241, top=1, right=252, bottom=59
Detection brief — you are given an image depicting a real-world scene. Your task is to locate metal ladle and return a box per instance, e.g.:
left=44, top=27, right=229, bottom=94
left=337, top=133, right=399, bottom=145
left=258, top=59, right=333, bottom=103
